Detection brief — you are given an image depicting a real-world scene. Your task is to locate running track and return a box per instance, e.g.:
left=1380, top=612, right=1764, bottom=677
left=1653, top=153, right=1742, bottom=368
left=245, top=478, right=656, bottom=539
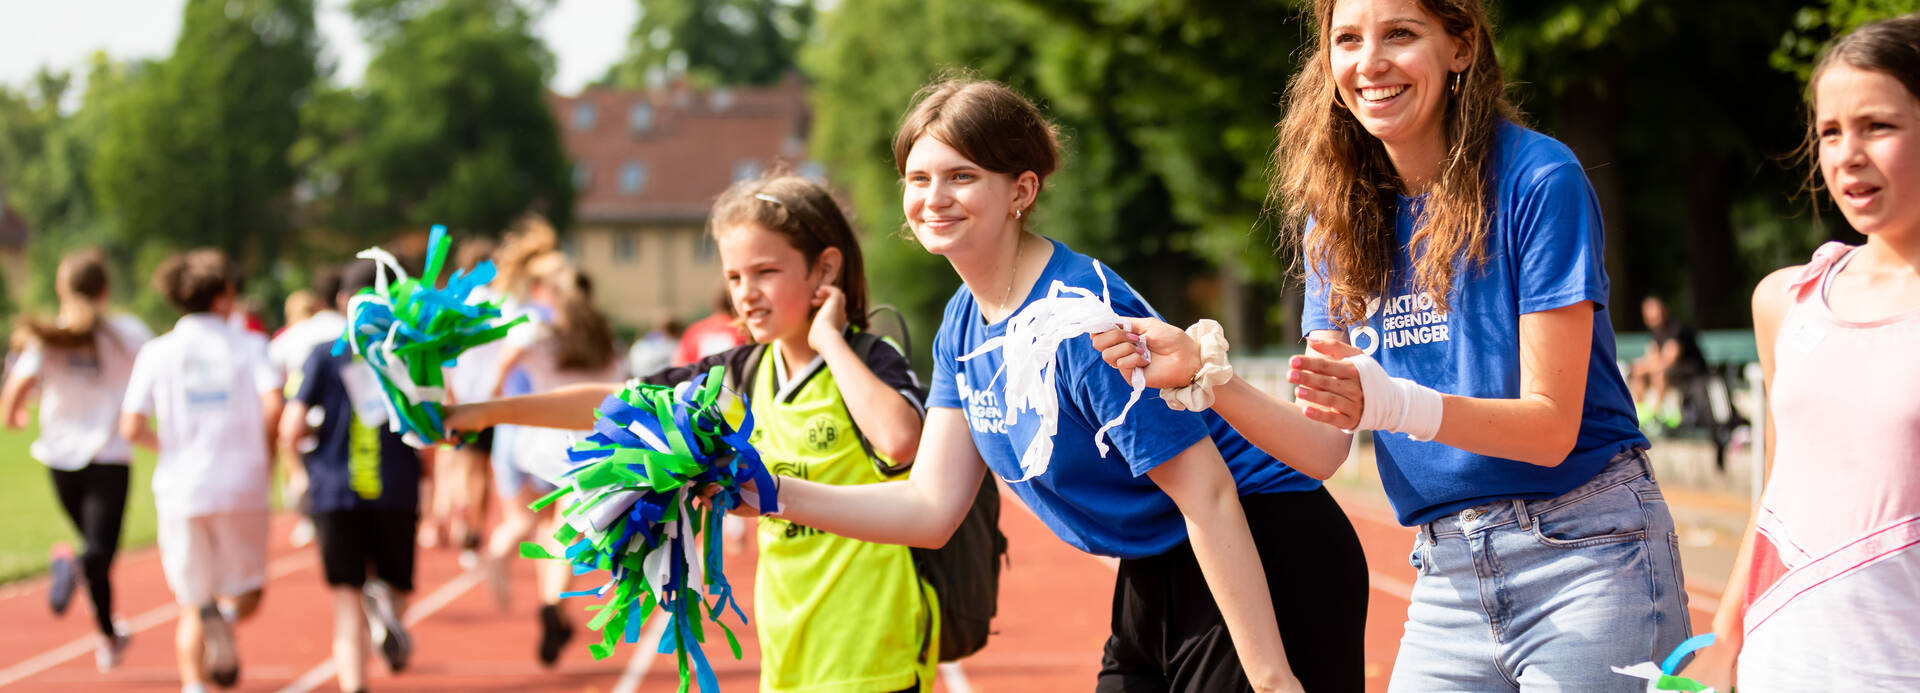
left=0, top=487, right=1724, bottom=692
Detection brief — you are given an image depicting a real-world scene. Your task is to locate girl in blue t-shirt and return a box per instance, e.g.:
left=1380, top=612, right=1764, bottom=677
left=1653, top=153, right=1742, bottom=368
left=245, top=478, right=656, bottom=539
left=1098, top=1, right=1684, bottom=690
left=739, top=79, right=1370, bottom=693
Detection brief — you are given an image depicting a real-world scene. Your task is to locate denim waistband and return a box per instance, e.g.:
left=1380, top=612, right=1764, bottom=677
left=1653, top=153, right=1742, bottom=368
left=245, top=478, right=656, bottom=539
left=1421, top=448, right=1653, bottom=541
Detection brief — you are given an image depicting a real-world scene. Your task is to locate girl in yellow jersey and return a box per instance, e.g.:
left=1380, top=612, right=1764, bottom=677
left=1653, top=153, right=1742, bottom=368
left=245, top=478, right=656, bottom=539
left=447, top=174, right=935, bottom=693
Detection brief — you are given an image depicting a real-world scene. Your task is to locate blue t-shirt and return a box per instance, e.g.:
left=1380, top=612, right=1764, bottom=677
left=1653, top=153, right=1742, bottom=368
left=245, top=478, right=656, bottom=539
left=930, top=238, right=1320, bottom=559
left=1303, top=121, right=1648, bottom=527
left=295, top=344, right=422, bottom=514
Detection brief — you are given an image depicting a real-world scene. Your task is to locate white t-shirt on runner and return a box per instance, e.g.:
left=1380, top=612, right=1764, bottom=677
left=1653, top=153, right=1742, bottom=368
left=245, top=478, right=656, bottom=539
left=504, top=322, right=627, bottom=481
left=11, top=314, right=154, bottom=470
left=123, top=313, right=283, bottom=519
left=268, top=309, right=345, bottom=384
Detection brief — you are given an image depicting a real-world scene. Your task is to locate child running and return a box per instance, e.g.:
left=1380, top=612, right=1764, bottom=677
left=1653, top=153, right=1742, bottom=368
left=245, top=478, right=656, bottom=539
left=447, top=174, right=937, bottom=692
left=0, top=249, right=153, bottom=671
left=119, top=248, right=283, bottom=692
left=279, top=258, right=422, bottom=693
left=1712, top=14, right=1920, bottom=691
left=489, top=250, right=628, bottom=666
left=267, top=267, right=345, bottom=550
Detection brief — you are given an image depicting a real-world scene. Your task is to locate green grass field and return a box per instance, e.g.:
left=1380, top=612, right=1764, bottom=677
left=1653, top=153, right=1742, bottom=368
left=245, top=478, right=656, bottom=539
left=0, top=424, right=160, bottom=584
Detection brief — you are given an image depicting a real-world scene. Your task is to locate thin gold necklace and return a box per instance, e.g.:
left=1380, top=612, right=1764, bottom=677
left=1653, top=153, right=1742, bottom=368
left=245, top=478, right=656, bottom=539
left=1000, top=233, right=1024, bottom=315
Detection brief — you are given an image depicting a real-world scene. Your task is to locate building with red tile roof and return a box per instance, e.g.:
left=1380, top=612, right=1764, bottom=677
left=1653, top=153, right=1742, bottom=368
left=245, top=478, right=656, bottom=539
left=549, top=73, right=815, bottom=330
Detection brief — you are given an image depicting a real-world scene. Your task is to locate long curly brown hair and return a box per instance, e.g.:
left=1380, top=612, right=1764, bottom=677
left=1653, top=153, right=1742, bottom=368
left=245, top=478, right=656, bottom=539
left=1273, top=0, right=1520, bottom=328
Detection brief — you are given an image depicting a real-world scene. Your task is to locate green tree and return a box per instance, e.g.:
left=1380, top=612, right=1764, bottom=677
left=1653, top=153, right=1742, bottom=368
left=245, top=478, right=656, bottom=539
left=1498, top=0, right=1825, bottom=328
left=604, top=0, right=815, bottom=88
left=91, top=0, right=319, bottom=289
left=307, top=0, right=574, bottom=240
left=1773, top=0, right=1920, bottom=78
left=0, top=58, right=148, bottom=314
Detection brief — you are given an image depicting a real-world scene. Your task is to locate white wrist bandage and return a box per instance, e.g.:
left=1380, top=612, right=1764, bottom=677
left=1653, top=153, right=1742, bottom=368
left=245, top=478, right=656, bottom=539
left=1342, top=353, right=1443, bottom=441
left=1160, top=319, right=1234, bottom=411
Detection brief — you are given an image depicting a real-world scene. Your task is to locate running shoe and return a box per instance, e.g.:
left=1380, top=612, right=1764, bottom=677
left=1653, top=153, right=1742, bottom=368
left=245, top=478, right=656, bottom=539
left=363, top=580, right=412, bottom=672
left=48, top=544, right=77, bottom=615
left=94, top=621, right=129, bottom=673
left=200, top=604, right=240, bottom=688
left=537, top=604, right=573, bottom=667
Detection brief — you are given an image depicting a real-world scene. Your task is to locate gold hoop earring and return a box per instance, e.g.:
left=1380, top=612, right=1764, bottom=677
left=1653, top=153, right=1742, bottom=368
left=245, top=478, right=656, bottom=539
left=1450, top=72, right=1461, bottom=96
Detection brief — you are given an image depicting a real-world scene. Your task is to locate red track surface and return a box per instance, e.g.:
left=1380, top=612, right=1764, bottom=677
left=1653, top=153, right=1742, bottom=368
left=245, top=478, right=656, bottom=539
left=0, top=488, right=1721, bottom=692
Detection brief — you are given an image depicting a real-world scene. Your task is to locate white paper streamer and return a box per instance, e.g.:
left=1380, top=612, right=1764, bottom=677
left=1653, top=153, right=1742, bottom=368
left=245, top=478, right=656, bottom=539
left=1609, top=662, right=1718, bottom=693
left=957, top=261, right=1148, bottom=482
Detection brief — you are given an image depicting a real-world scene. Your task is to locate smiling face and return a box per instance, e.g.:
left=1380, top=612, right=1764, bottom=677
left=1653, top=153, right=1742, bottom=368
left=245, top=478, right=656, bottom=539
left=901, top=135, right=1034, bottom=258
left=716, top=223, right=834, bottom=344
left=1327, top=0, right=1471, bottom=152
left=1815, top=64, right=1920, bottom=240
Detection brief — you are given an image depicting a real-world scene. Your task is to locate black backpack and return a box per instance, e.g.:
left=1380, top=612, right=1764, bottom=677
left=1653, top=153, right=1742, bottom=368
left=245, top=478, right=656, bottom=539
left=730, top=321, right=1007, bottom=663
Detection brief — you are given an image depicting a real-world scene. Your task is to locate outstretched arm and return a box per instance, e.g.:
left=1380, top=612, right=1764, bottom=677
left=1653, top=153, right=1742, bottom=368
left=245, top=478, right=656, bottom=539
left=1148, top=438, right=1300, bottom=693
left=442, top=381, right=624, bottom=433
left=1091, top=320, right=1353, bottom=479
left=1291, top=302, right=1595, bottom=467
left=765, top=407, right=984, bottom=548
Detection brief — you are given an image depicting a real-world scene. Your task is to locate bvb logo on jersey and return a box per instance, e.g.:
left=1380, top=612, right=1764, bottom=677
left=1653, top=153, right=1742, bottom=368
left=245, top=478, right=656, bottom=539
left=804, top=414, right=841, bottom=452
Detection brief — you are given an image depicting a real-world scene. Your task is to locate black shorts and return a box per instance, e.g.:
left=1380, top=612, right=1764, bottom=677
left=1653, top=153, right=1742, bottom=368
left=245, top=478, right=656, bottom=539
left=1096, top=487, right=1369, bottom=693
left=312, top=509, right=419, bottom=591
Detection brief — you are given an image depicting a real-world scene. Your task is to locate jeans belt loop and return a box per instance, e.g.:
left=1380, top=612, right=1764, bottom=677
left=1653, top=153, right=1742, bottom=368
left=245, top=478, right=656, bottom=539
left=1512, top=499, right=1533, bottom=532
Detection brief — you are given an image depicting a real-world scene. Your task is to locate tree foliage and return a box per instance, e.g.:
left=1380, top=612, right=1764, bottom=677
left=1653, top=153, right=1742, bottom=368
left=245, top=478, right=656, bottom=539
left=1772, top=0, right=1920, bottom=79
left=300, top=0, right=573, bottom=243
left=91, top=0, right=319, bottom=280
left=604, top=0, right=814, bottom=88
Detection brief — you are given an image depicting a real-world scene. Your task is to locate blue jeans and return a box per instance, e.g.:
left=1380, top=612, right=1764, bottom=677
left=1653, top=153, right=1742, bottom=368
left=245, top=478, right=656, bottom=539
left=1388, top=449, right=1691, bottom=692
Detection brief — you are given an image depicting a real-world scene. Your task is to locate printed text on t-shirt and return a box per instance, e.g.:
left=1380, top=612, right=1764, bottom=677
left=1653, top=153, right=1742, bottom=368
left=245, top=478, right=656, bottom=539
left=956, top=374, right=1007, bottom=434
left=1352, top=292, right=1452, bottom=356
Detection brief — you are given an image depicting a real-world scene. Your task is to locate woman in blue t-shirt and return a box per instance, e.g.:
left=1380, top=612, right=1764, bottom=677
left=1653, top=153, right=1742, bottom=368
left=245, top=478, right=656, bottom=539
left=748, top=78, right=1369, bottom=693
left=1097, top=1, right=1687, bottom=691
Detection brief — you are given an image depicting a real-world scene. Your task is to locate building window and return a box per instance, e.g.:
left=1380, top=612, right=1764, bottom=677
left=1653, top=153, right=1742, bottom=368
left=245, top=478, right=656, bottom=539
left=731, top=159, right=762, bottom=183
left=572, top=103, right=597, bottom=130
left=615, top=231, right=636, bottom=263
left=619, top=161, right=648, bottom=195
left=629, top=103, right=655, bottom=133
left=573, top=162, right=592, bottom=191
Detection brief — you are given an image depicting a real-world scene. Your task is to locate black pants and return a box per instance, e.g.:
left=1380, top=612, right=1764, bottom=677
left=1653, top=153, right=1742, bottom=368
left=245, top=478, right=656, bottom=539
left=50, top=463, right=130, bottom=637
left=1096, top=487, right=1369, bottom=693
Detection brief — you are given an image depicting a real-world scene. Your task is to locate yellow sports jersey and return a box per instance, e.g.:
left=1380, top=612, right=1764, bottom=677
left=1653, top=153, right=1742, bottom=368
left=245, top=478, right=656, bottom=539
left=746, top=343, right=935, bottom=693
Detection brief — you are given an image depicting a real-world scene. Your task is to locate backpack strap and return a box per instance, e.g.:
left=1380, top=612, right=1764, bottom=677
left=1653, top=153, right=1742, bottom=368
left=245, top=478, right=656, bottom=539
left=844, top=331, right=914, bottom=476
left=728, top=343, right=769, bottom=396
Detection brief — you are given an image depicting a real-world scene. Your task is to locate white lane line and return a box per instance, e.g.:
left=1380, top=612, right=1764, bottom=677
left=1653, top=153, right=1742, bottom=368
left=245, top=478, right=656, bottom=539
left=274, top=569, right=483, bottom=693
left=939, top=661, right=973, bottom=693
left=609, top=616, right=672, bottom=693
left=0, top=553, right=314, bottom=688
